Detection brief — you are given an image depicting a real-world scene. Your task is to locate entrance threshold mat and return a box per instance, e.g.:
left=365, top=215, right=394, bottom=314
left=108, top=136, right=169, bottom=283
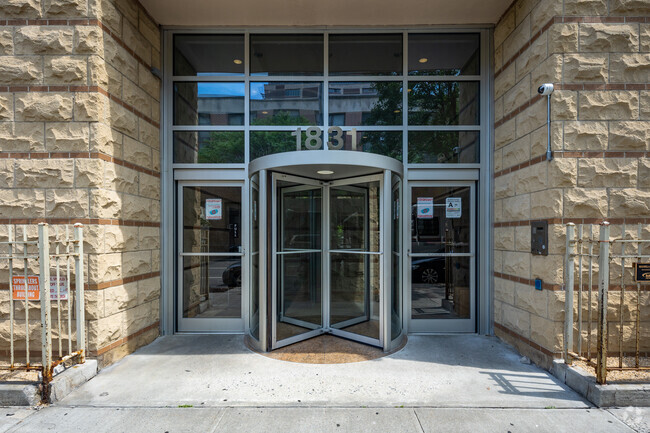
left=247, top=334, right=407, bottom=364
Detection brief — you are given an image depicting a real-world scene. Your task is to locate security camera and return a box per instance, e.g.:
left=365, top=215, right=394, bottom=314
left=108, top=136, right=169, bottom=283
left=538, top=83, right=554, bottom=96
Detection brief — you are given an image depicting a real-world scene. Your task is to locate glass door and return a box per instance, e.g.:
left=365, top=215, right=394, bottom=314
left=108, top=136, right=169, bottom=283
left=177, top=182, right=244, bottom=332
left=408, top=182, right=476, bottom=333
left=328, top=175, right=383, bottom=347
left=272, top=175, right=324, bottom=348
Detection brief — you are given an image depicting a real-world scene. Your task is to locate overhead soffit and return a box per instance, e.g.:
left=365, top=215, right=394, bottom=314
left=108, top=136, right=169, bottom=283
left=139, top=0, right=511, bottom=27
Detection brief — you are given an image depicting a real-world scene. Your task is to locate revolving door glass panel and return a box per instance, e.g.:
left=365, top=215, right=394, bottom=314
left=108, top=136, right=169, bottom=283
left=272, top=173, right=388, bottom=349
left=329, top=179, right=381, bottom=345
left=275, top=182, right=323, bottom=344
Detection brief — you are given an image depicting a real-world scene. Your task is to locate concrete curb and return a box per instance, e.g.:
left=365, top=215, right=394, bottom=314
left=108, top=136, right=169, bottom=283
left=49, top=360, right=98, bottom=403
left=551, top=359, right=650, bottom=407
left=0, top=382, right=40, bottom=406
left=0, top=360, right=98, bottom=406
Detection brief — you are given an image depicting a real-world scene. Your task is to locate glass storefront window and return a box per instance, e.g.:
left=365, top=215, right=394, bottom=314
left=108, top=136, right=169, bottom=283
left=408, top=131, right=479, bottom=164
left=328, top=82, right=402, bottom=126
left=174, top=34, right=244, bottom=76
left=250, top=82, right=323, bottom=125
left=408, top=33, right=480, bottom=76
left=174, top=131, right=245, bottom=164
left=250, top=34, right=323, bottom=76
left=173, top=82, right=245, bottom=126
left=408, top=81, right=479, bottom=126
left=250, top=130, right=321, bottom=159
left=329, top=34, right=402, bottom=76
left=346, top=131, right=402, bottom=161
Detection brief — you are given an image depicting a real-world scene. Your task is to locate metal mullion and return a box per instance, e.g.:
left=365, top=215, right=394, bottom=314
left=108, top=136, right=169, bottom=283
left=407, top=125, right=481, bottom=131
left=244, top=31, right=250, bottom=165
left=179, top=252, right=244, bottom=257
left=276, top=250, right=322, bottom=255
left=258, top=170, right=268, bottom=351
left=405, top=163, right=481, bottom=173
left=409, top=253, right=474, bottom=258
left=270, top=172, right=278, bottom=348
left=406, top=75, right=482, bottom=81
left=248, top=76, right=325, bottom=82
left=323, top=181, right=330, bottom=329
left=329, top=126, right=403, bottom=131
left=403, top=31, right=408, bottom=163
left=172, top=126, right=246, bottom=131
left=478, top=28, right=491, bottom=335
left=323, top=32, right=329, bottom=150
left=164, top=27, right=490, bottom=35
left=172, top=75, right=246, bottom=82
left=381, top=170, right=391, bottom=350
left=172, top=163, right=246, bottom=170
left=163, top=30, right=175, bottom=335
left=327, top=76, right=404, bottom=82
left=328, top=250, right=383, bottom=255
left=248, top=125, right=313, bottom=131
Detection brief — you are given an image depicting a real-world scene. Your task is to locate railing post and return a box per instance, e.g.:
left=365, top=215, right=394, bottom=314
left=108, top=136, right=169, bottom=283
left=38, top=223, right=52, bottom=381
left=564, top=223, right=576, bottom=363
left=596, top=222, right=610, bottom=384
left=74, top=223, right=85, bottom=362
left=8, top=225, right=14, bottom=367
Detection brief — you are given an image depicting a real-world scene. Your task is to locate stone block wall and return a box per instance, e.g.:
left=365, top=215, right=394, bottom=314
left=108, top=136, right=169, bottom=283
left=0, top=0, right=161, bottom=368
left=493, top=0, right=650, bottom=368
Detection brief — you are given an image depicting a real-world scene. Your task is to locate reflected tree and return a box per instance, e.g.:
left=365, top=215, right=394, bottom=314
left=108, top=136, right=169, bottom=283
left=197, top=111, right=312, bottom=162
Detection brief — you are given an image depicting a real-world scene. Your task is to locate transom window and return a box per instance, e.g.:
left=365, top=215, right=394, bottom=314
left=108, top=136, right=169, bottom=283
left=170, top=32, right=482, bottom=166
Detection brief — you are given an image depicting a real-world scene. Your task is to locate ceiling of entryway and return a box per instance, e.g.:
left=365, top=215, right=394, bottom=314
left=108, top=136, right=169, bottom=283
left=140, top=0, right=511, bottom=27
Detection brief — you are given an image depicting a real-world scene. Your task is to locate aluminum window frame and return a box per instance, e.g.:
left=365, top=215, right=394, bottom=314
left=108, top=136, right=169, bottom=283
left=161, top=27, right=492, bottom=337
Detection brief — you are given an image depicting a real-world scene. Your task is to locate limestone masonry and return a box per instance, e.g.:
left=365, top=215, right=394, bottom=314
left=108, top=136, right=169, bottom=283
left=0, top=0, right=649, bottom=370
left=0, top=0, right=161, bottom=367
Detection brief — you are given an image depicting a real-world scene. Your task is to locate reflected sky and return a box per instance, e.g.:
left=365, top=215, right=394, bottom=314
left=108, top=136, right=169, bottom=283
left=196, top=82, right=245, bottom=96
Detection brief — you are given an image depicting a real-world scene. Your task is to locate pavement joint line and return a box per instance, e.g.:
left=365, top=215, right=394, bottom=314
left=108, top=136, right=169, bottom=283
left=208, top=407, right=227, bottom=433
left=413, top=409, right=426, bottom=433
left=46, top=404, right=597, bottom=410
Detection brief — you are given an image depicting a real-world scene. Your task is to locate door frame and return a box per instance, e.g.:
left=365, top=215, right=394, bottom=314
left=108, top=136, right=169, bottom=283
left=270, top=172, right=387, bottom=349
left=176, top=180, right=247, bottom=333
left=271, top=173, right=325, bottom=349
left=406, top=180, right=477, bottom=333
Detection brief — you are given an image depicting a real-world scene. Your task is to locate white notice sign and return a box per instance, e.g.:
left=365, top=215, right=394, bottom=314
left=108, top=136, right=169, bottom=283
left=205, top=199, right=222, bottom=220
left=446, top=197, right=462, bottom=219
left=417, top=197, right=434, bottom=219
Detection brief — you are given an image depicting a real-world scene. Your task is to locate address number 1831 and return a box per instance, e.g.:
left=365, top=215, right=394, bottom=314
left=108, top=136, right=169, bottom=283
left=291, top=126, right=358, bottom=151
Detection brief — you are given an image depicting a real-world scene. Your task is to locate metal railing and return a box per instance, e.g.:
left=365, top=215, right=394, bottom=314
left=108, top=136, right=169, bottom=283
left=1, top=223, right=85, bottom=401
left=564, top=222, right=650, bottom=384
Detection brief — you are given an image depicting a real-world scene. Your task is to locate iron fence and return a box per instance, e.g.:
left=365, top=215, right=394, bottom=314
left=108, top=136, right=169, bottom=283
left=564, top=221, right=650, bottom=384
left=1, top=223, right=85, bottom=401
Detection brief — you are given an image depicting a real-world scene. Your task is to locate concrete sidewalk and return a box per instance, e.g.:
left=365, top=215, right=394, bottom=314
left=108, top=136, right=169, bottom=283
left=1, top=406, right=645, bottom=432
left=60, top=335, right=589, bottom=408
left=1, top=335, right=648, bottom=432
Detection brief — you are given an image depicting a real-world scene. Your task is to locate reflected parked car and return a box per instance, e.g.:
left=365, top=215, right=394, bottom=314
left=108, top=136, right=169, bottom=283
left=412, top=257, right=446, bottom=284
left=222, top=262, right=241, bottom=288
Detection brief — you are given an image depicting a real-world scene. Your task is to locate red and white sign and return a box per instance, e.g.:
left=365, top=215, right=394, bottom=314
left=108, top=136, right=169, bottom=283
left=417, top=197, right=434, bottom=219
left=12, top=275, right=69, bottom=301
left=205, top=199, right=222, bottom=220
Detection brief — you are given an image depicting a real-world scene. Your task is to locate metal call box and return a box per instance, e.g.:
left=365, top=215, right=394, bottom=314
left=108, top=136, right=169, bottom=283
left=531, top=220, right=548, bottom=256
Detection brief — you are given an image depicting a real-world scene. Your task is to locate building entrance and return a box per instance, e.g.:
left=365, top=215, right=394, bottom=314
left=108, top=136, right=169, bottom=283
left=247, top=151, right=405, bottom=352
left=272, top=174, right=383, bottom=349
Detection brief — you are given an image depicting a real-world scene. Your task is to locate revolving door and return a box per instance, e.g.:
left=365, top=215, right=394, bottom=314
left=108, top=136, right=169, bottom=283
left=248, top=151, right=404, bottom=352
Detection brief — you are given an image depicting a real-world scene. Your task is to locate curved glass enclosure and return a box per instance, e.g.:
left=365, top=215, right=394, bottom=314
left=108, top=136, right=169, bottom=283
left=247, top=151, right=404, bottom=352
